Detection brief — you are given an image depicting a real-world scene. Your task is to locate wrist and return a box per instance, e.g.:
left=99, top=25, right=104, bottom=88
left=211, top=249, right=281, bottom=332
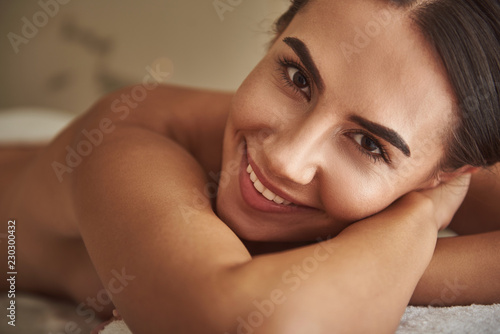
left=391, top=192, right=440, bottom=234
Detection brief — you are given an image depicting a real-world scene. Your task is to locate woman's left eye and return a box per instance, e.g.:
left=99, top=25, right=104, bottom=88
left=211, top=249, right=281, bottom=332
left=352, top=133, right=382, bottom=155
left=287, top=67, right=311, bottom=97
left=349, top=132, right=390, bottom=164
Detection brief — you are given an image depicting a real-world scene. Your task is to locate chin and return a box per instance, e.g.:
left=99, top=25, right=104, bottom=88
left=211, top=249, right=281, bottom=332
left=217, top=209, right=331, bottom=243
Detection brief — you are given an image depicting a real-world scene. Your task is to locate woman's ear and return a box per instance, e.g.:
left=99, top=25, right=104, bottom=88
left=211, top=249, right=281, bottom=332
left=423, top=165, right=480, bottom=189
left=435, top=165, right=481, bottom=185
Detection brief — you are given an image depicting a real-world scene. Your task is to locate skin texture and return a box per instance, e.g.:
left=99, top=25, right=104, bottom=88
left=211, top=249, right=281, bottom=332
left=0, top=0, right=498, bottom=332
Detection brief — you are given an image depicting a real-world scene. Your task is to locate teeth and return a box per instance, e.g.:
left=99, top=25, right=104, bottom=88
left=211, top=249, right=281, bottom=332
left=253, top=180, right=265, bottom=193
left=273, top=195, right=284, bottom=204
left=262, top=189, right=275, bottom=201
left=246, top=164, right=293, bottom=206
left=250, top=171, right=257, bottom=182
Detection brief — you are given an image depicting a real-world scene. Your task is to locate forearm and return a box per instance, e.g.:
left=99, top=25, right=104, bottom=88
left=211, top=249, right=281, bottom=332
left=411, top=231, right=500, bottom=306
left=228, top=195, right=438, bottom=334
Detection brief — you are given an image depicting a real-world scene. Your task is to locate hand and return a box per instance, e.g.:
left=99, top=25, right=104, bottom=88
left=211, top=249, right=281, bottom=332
left=416, top=173, right=472, bottom=231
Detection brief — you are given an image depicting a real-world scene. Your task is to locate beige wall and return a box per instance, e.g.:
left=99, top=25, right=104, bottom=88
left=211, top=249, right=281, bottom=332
left=0, top=0, right=289, bottom=114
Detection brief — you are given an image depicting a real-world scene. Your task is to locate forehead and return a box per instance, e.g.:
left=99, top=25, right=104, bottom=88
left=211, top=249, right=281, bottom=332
left=278, top=0, right=456, bottom=153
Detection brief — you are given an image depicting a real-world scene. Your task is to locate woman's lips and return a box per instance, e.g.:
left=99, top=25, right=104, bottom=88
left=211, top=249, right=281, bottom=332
left=239, top=143, right=318, bottom=213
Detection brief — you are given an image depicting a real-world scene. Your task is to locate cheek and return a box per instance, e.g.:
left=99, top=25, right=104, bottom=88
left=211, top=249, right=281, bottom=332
left=229, top=61, right=293, bottom=134
left=231, top=65, right=267, bottom=123
left=320, top=158, right=439, bottom=223
left=320, top=164, right=401, bottom=222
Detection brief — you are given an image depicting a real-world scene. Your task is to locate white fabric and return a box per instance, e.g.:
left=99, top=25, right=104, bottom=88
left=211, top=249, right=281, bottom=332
left=96, top=304, right=500, bottom=334
left=99, top=320, right=134, bottom=334
left=0, top=107, right=75, bottom=143
left=398, top=304, right=500, bottom=334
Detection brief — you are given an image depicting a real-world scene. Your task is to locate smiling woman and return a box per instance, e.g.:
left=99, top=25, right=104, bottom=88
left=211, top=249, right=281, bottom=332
left=0, top=0, right=499, bottom=333
left=217, top=0, right=466, bottom=242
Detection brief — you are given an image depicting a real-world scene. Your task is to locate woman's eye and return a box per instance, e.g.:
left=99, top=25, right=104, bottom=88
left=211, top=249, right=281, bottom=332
left=352, top=133, right=382, bottom=155
left=287, top=66, right=311, bottom=96
left=348, top=132, right=390, bottom=164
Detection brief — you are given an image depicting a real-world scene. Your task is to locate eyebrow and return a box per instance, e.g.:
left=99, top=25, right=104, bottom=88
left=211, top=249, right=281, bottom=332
left=349, top=115, right=411, bottom=157
left=283, top=37, right=325, bottom=93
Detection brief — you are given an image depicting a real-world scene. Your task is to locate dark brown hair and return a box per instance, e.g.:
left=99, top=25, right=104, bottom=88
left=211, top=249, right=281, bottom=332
left=274, top=0, right=500, bottom=171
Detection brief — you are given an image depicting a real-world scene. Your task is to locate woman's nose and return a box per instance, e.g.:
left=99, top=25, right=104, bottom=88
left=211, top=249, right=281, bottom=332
left=262, top=117, right=330, bottom=185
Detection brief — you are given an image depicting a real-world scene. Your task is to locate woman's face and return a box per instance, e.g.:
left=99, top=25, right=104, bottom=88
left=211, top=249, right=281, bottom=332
left=216, top=0, right=456, bottom=242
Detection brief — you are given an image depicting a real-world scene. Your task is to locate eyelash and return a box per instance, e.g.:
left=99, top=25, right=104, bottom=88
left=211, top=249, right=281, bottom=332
left=277, top=56, right=312, bottom=100
left=345, top=130, right=391, bottom=164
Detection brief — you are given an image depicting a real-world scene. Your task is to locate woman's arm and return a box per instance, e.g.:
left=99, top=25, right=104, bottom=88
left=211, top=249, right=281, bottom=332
left=411, top=231, right=500, bottom=306
left=68, top=114, right=468, bottom=334
left=75, top=130, right=442, bottom=333
left=72, top=124, right=251, bottom=333
left=230, top=194, right=443, bottom=334
left=411, top=165, right=500, bottom=306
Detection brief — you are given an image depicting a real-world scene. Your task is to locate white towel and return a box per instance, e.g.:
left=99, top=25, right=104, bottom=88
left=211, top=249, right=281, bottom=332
left=96, top=304, right=500, bottom=334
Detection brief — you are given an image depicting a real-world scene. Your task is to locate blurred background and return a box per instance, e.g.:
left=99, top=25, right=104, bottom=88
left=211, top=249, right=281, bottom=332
left=0, top=0, right=289, bottom=115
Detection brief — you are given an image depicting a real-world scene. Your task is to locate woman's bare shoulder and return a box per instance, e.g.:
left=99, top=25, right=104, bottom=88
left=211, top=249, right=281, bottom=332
left=72, top=84, right=233, bottom=173
left=89, top=84, right=234, bottom=135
